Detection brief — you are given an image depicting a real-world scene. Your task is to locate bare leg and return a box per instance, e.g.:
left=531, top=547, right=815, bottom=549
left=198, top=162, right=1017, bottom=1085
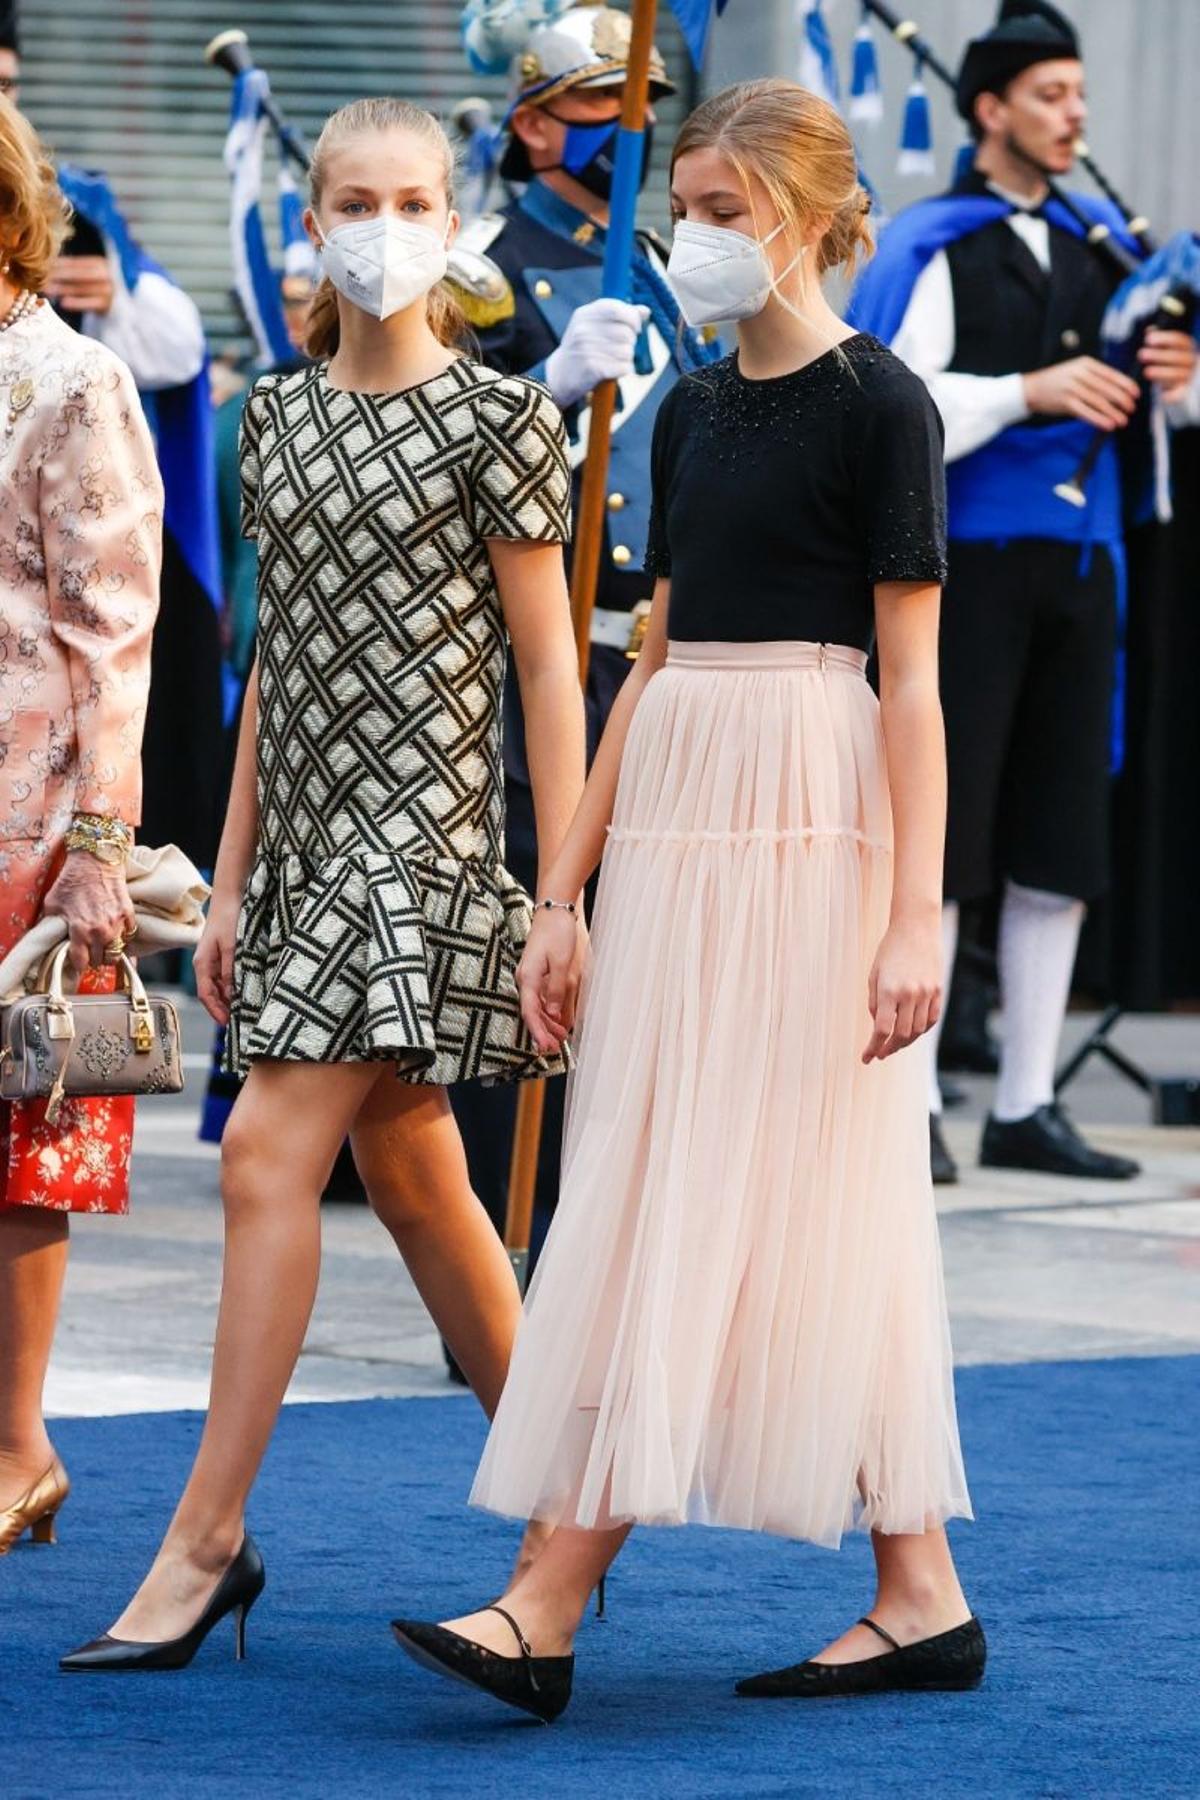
left=351, top=1080, right=554, bottom=1583
left=444, top=1519, right=633, bottom=1659
left=0, top=1206, right=69, bottom=1501
left=107, top=1059, right=380, bottom=1643
left=809, top=1525, right=971, bottom=1664
left=350, top=1082, right=520, bottom=1417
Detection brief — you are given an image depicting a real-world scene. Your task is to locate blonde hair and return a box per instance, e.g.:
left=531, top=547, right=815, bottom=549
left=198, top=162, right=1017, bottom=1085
left=0, top=95, right=70, bottom=292
left=305, top=97, right=468, bottom=359
left=671, top=78, right=874, bottom=280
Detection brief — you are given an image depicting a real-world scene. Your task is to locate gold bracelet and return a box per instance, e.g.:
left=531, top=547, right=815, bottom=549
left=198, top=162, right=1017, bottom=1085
left=65, top=813, right=132, bottom=864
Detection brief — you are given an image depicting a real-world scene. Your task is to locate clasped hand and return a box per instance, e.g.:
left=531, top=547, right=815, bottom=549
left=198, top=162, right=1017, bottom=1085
left=516, top=907, right=589, bottom=1055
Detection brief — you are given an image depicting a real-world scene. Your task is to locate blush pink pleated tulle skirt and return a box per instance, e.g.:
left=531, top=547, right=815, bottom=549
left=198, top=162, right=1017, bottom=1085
left=472, top=641, right=973, bottom=1549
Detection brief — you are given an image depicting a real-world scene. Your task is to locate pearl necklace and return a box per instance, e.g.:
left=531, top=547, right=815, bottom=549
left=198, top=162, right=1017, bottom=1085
left=0, top=290, right=39, bottom=333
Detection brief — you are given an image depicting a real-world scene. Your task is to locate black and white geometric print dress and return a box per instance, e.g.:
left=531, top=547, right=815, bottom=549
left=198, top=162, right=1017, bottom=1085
left=225, top=357, right=572, bottom=1085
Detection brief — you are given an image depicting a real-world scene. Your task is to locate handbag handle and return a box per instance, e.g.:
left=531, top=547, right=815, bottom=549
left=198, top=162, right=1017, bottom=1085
left=45, top=940, right=150, bottom=1010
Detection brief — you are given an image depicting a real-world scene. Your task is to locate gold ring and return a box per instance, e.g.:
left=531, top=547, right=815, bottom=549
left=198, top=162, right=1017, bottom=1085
left=103, top=936, right=126, bottom=960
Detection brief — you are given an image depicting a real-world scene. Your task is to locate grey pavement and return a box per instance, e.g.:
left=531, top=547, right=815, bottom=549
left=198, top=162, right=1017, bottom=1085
left=46, top=999, right=1200, bottom=1418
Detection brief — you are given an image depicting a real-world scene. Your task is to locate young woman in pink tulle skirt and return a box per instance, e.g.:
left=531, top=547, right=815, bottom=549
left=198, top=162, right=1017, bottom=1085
left=395, top=79, right=984, bottom=1721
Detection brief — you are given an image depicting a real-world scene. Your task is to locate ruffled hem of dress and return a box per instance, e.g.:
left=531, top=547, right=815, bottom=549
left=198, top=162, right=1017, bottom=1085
left=224, top=847, right=567, bottom=1086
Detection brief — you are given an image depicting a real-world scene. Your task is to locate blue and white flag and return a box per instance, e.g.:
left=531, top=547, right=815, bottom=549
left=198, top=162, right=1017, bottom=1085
left=224, top=68, right=294, bottom=366
left=669, top=0, right=732, bottom=67
left=798, top=0, right=840, bottom=107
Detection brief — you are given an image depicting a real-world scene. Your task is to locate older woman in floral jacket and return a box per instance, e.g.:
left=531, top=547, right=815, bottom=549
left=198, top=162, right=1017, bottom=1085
left=0, top=97, right=160, bottom=1553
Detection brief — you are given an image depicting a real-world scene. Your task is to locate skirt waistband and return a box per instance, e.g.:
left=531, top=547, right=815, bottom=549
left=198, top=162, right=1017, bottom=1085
left=666, top=640, right=868, bottom=675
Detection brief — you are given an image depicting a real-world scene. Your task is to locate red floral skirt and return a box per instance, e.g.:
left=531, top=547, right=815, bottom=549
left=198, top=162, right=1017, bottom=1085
left=0, top=841, right=133, bottom=1215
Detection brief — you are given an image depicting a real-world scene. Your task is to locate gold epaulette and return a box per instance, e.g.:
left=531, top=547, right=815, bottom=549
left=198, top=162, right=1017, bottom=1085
left=445, top=276, right=516, bottom=330
left=445, top=240, right=516, bottom=330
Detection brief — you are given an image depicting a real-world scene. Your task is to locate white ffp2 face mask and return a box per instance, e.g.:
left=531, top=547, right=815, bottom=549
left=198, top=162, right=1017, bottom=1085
left=666, top=219, right=804, bottom=329
left=316, top=215, right=450, bottom=321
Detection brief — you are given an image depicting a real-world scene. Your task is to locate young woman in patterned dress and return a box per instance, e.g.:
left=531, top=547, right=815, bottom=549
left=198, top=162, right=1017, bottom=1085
left=63, top=99, right=586, bottom=1671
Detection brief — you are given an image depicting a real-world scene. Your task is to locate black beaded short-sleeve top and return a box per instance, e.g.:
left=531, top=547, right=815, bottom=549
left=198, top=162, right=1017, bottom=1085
left=643, top=333, right=947, bottom=650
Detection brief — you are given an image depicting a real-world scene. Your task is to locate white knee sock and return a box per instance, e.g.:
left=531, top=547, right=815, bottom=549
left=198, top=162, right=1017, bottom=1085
left=926, top=902, right=960, bottom=1116
left=993, top=881, right=1085, bottom=1123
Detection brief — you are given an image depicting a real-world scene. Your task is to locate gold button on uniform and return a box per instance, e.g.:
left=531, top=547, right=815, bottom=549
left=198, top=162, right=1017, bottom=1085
left=1061, top=328, right=1080, bottom=349
left=607, top=492, right=626, bottom=512
left=534, top=279, right=553, bottom=299
left=612, top=544, right=632, bottom=566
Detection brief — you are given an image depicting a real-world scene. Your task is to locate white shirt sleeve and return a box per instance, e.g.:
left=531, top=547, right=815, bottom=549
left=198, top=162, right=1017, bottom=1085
left=889, top=248, right=1030, bottom=463
left=80, top=248, right=206, bottom=392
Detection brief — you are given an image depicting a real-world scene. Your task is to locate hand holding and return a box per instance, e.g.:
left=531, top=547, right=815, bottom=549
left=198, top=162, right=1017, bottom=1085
left=1022, top=355, right=1140, bottom=431
left=516, top=907, right=587, bottom=1055
left=544, top=299, right=651, bottom=409
left=194, top=890, right=242, bottom=1026
left=1137, top=327, right=1198, bottom=405
left=44, top=255, right=117, bottom=317
left=43, top=852, right=137, bottom=976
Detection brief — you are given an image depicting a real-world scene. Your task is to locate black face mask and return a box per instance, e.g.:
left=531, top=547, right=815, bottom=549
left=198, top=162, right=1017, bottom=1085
left=541, top=111, right=654, bottom=202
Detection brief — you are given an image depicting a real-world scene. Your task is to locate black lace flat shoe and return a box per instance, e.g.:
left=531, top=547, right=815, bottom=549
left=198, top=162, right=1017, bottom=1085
left=736, top=1614, right=986, bottom=1699
left=59, top=1535, right=266, bottom=1673
left=392, top=1603, right=574, bottom=1724
left=929, top=1114, right=959, bottom=1185
left=980, top=1103, right=1140, bottom=1179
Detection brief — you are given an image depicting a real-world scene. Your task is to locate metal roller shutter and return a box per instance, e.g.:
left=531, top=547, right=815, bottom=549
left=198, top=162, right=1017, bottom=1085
left=18, top=1, right=694, bottom=353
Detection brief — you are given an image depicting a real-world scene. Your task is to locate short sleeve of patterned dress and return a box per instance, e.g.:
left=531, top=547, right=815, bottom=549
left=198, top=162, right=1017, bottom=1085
left=472, top=377, right=572, bottom=545
left=238, top=375, right=284, bottom=542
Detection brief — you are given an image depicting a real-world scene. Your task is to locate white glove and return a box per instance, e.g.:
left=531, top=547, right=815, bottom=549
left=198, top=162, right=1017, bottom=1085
left=544, top=299, right=652, bottom=409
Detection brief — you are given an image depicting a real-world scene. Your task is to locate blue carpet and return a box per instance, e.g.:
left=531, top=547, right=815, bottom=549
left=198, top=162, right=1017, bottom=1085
left=2, top=1356, right=1196, bottom=1799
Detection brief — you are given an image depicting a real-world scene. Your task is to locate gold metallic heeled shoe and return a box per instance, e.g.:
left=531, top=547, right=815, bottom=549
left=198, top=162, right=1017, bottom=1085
left=0, top=1456, right=70, bottom=1555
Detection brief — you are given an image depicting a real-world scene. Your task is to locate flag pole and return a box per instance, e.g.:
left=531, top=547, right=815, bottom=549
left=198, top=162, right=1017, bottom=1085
left=503, top=0, right=661, bottom=1293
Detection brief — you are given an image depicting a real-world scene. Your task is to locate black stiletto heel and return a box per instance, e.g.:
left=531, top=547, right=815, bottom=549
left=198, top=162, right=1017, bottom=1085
left=595, top=1574, right=607, bottom=1621
left=392, top=1603, right=574, bottom=1723
left=736, top=1614, right=987, bottom=1699
left=60, top=1535, right=266, bottom=1673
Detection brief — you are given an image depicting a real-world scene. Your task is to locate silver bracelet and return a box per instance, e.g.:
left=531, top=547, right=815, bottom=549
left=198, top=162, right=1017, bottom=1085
left=536, top=898, right=577, bottom=916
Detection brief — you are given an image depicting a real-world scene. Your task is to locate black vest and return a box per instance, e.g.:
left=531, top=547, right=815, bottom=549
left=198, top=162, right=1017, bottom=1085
left=945, top=212, right=1117, bottom=377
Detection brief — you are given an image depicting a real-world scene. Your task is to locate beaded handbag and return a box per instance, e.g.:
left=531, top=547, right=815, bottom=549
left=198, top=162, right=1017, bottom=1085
left=0, top=942, right=183, bottom=1125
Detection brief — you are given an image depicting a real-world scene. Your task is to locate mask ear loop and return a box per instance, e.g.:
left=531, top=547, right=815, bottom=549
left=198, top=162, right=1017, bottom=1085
left=764, top=234, right=810, bottom=323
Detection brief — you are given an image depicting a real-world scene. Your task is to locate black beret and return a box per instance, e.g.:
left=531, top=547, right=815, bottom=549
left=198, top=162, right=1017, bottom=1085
left=956, top=2, right=1080, bottom=122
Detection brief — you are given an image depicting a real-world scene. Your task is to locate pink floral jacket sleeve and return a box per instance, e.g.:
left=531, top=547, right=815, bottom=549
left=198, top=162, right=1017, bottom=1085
left=0, top=302, right=162, bottom=844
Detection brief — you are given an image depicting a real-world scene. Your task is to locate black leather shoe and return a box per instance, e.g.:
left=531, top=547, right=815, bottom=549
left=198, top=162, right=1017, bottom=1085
left=60, top=1535, right=265, bottom=1672
left=980, top=1103, right=1140, bottom=1179
left=929, top=1115, right=959, bottom=1186
left=736, top=1615, right=986, bottom=1699
left=392, top=1604, right=574, bottom=1723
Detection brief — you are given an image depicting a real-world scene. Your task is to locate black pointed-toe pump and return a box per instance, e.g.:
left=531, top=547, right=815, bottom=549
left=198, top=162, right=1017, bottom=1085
left=392, top=1603, right=574, bottom=1724
left=60, top=1535, right=266, bottom=1673
left=736, top=1614, right=986, bottom=1699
